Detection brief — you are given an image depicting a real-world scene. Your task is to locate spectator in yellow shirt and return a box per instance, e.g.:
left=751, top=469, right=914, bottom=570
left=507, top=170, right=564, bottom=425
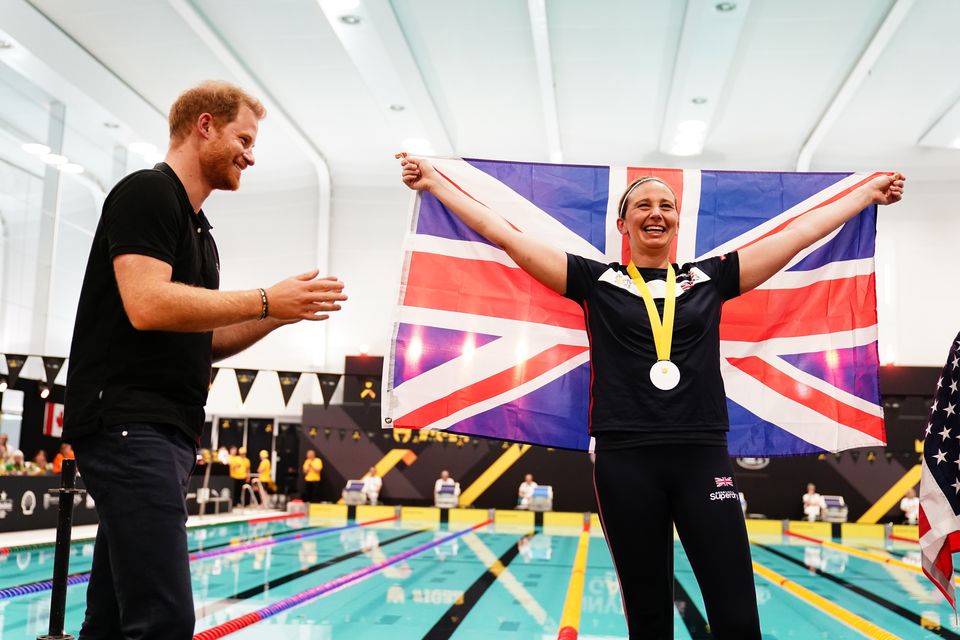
left=302, top=449, right=323, bottom=503
left=258, top=450, right=275, bottom=492
left=228, top=447, right=251, bottom=506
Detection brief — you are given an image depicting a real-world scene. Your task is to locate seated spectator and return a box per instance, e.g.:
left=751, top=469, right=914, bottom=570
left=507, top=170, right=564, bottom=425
left=3, top=449, right=26, bottom=475
left=434, top=470, right=460, bottom=507
left=517, top=473, right=537, bottom=510
left=362, top=467, right=382, bottom=505
left=434, top=470, right=459, bottom=495
left=52, top=443, right=75, bottom=474
left=802, top=483, right=825, bottom=521
left=27, top=450, right=51, bottom=476
left=900, top=488, right=920, bottom=525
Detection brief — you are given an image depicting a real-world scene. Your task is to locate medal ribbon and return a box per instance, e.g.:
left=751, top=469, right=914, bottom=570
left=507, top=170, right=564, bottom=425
left=625, top=261, right=676, bottom=363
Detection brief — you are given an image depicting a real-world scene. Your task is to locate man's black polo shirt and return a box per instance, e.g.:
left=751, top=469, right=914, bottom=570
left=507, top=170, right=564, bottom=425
left=64, top=163, right=220, bottom=442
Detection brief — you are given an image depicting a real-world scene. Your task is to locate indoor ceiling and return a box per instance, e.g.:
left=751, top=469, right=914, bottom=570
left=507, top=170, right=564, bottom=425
left=13, top=0, right=960, bottom=186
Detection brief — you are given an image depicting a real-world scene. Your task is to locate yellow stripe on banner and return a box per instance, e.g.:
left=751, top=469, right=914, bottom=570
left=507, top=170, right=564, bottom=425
left=557, top=530, right=591, bottom=640
left=857, top=464, right=921, bottom=524
left=459, top=444, right=531, bottom=507
left=891, top=524, right=918, bottom=542
left=337, top=448, right=416, bottom=504
left=753, top=560, right=901, bottom=639
left=448, top=508, right=490, bottom=529
left=744, top=519, right=782, bottom=536
left=841, top=523, right=885, bottom=541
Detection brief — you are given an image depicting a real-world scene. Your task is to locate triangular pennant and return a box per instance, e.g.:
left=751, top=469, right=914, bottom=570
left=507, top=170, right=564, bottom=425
left=42, top=356, right=66, bottom=385
left=209, top=367, right=221, bottom=390
left=317, top=373, right=341, bottom=409
left=277, top=371, right=302, bottom=406
left=850, top=450, right=860, bottom=463
left=4, top=354, right=27, bottom=388
left=234, top=369, right=258, bottom=403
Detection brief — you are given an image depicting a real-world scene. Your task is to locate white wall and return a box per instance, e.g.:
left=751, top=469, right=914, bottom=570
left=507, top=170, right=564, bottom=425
left=875, top=178, right=960, bottom=367
left=204, top=167, right=329, bottom=418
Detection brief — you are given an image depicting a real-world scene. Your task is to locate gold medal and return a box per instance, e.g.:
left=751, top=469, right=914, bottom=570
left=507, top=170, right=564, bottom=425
left=626, top=261, right=680, bottom=391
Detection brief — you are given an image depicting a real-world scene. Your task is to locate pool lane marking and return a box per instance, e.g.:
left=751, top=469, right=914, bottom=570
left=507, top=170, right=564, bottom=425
left=755, top=543, right=959, bottom=639
left=751, top=557, right=903, bottom=640
left=459, top=531, right=549, bottom=625
left=0, top=517, right=396, bottom=601
left=557, top=525, right=591, bottom=640
left=188, top=516, right=396, bottom=561
left=194, top=528, right=426, bottom=620
left=421, top=533, right=526, bottom=639
left=191, top=519, right=493, bottom=640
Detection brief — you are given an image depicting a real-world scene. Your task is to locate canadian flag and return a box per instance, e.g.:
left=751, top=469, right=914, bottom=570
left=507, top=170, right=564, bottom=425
left=43, top=402, right=64, bottom=438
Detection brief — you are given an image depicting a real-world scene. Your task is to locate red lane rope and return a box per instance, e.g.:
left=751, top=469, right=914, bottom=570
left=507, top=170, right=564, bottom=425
left=192, top=519, right=493, bottom=639
left=889, top=534, right=918, bottom=544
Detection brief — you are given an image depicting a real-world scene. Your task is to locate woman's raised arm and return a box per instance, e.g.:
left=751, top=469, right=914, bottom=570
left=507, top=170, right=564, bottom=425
left=738, top=172, right=904, bottom=293
left=401, top=155, right=569, bottom=295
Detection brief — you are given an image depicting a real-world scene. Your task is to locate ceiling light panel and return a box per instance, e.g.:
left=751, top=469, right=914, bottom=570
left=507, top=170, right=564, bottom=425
left=659, top=0, right=752, bottom=156
left=316, top=0, right=451, bottom=157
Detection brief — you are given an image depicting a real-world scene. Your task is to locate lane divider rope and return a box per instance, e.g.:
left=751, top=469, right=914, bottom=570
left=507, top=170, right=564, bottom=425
left=0, top=516, right=395, bottom=601
left=557, top=521, right=591, bottom=640
left=192, top=519, right=494, bottom=640
left=752, top=559, right=902, bottom=640
left=782, top=530, right=949, bottom=580
left=0, top=511, right=304, bottom=555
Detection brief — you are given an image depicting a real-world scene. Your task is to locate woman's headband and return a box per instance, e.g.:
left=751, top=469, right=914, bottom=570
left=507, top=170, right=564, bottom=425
left=618, top=177, right=674, bottom=219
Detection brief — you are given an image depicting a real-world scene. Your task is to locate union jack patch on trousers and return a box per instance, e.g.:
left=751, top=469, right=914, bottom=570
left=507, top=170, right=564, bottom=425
left=715, top=477, right=734, bottom=487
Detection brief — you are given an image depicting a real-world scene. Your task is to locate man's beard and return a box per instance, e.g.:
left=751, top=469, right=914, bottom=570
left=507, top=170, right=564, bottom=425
left=201, top=141, right=241, bottom=191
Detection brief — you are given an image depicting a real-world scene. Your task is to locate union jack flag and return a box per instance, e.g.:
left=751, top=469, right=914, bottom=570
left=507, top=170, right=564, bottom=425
left=715, top=477, right=734, bottom=488
left=383, top=158, right=886, bottom=456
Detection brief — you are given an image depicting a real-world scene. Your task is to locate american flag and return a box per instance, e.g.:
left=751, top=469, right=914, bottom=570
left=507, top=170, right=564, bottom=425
left=383, top=158, right=886, bottom=456
left=920, top=331, right=960, bottom=608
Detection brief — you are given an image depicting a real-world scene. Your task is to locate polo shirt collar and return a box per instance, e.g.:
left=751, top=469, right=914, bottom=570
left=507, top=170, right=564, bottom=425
left=155, top=162, right=214, bottom=231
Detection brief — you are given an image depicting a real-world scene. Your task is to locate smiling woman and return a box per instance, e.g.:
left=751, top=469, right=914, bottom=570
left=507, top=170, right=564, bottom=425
left=399, top=153, right=903, bottom=639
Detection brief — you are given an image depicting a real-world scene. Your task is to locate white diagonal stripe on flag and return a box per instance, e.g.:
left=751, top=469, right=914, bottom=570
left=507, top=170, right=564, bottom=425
left=756, top=258, right=875, bottom=290
left=409, top=350, right=591, bottom=433
left=721, top=360, right=885, bottom=452
left=696, top=173, right=868, bottom=260
left=760, top=355, right=884, bottom=417
left=395, top=306, right=588, bottom=344
left=434, top=158, right=606, bottom=261
left=720, top=326, right=878, bottom=359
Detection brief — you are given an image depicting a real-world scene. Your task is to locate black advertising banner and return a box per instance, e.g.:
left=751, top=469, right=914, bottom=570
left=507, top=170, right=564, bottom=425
left=316, top=373, right=341, bottom=409
left=234, top=369, right=258, bottom=403
left=0, top=476, right=98, bottom=533
left=4, top=354, right=27, bottom=388
left=41, top=356, right=65, bottom=385
left=277, top=371, right=302, bottom=406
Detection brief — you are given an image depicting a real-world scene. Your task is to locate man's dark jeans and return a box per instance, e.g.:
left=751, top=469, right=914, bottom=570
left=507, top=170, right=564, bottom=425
left=73, top=423, right=196, bottom=640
